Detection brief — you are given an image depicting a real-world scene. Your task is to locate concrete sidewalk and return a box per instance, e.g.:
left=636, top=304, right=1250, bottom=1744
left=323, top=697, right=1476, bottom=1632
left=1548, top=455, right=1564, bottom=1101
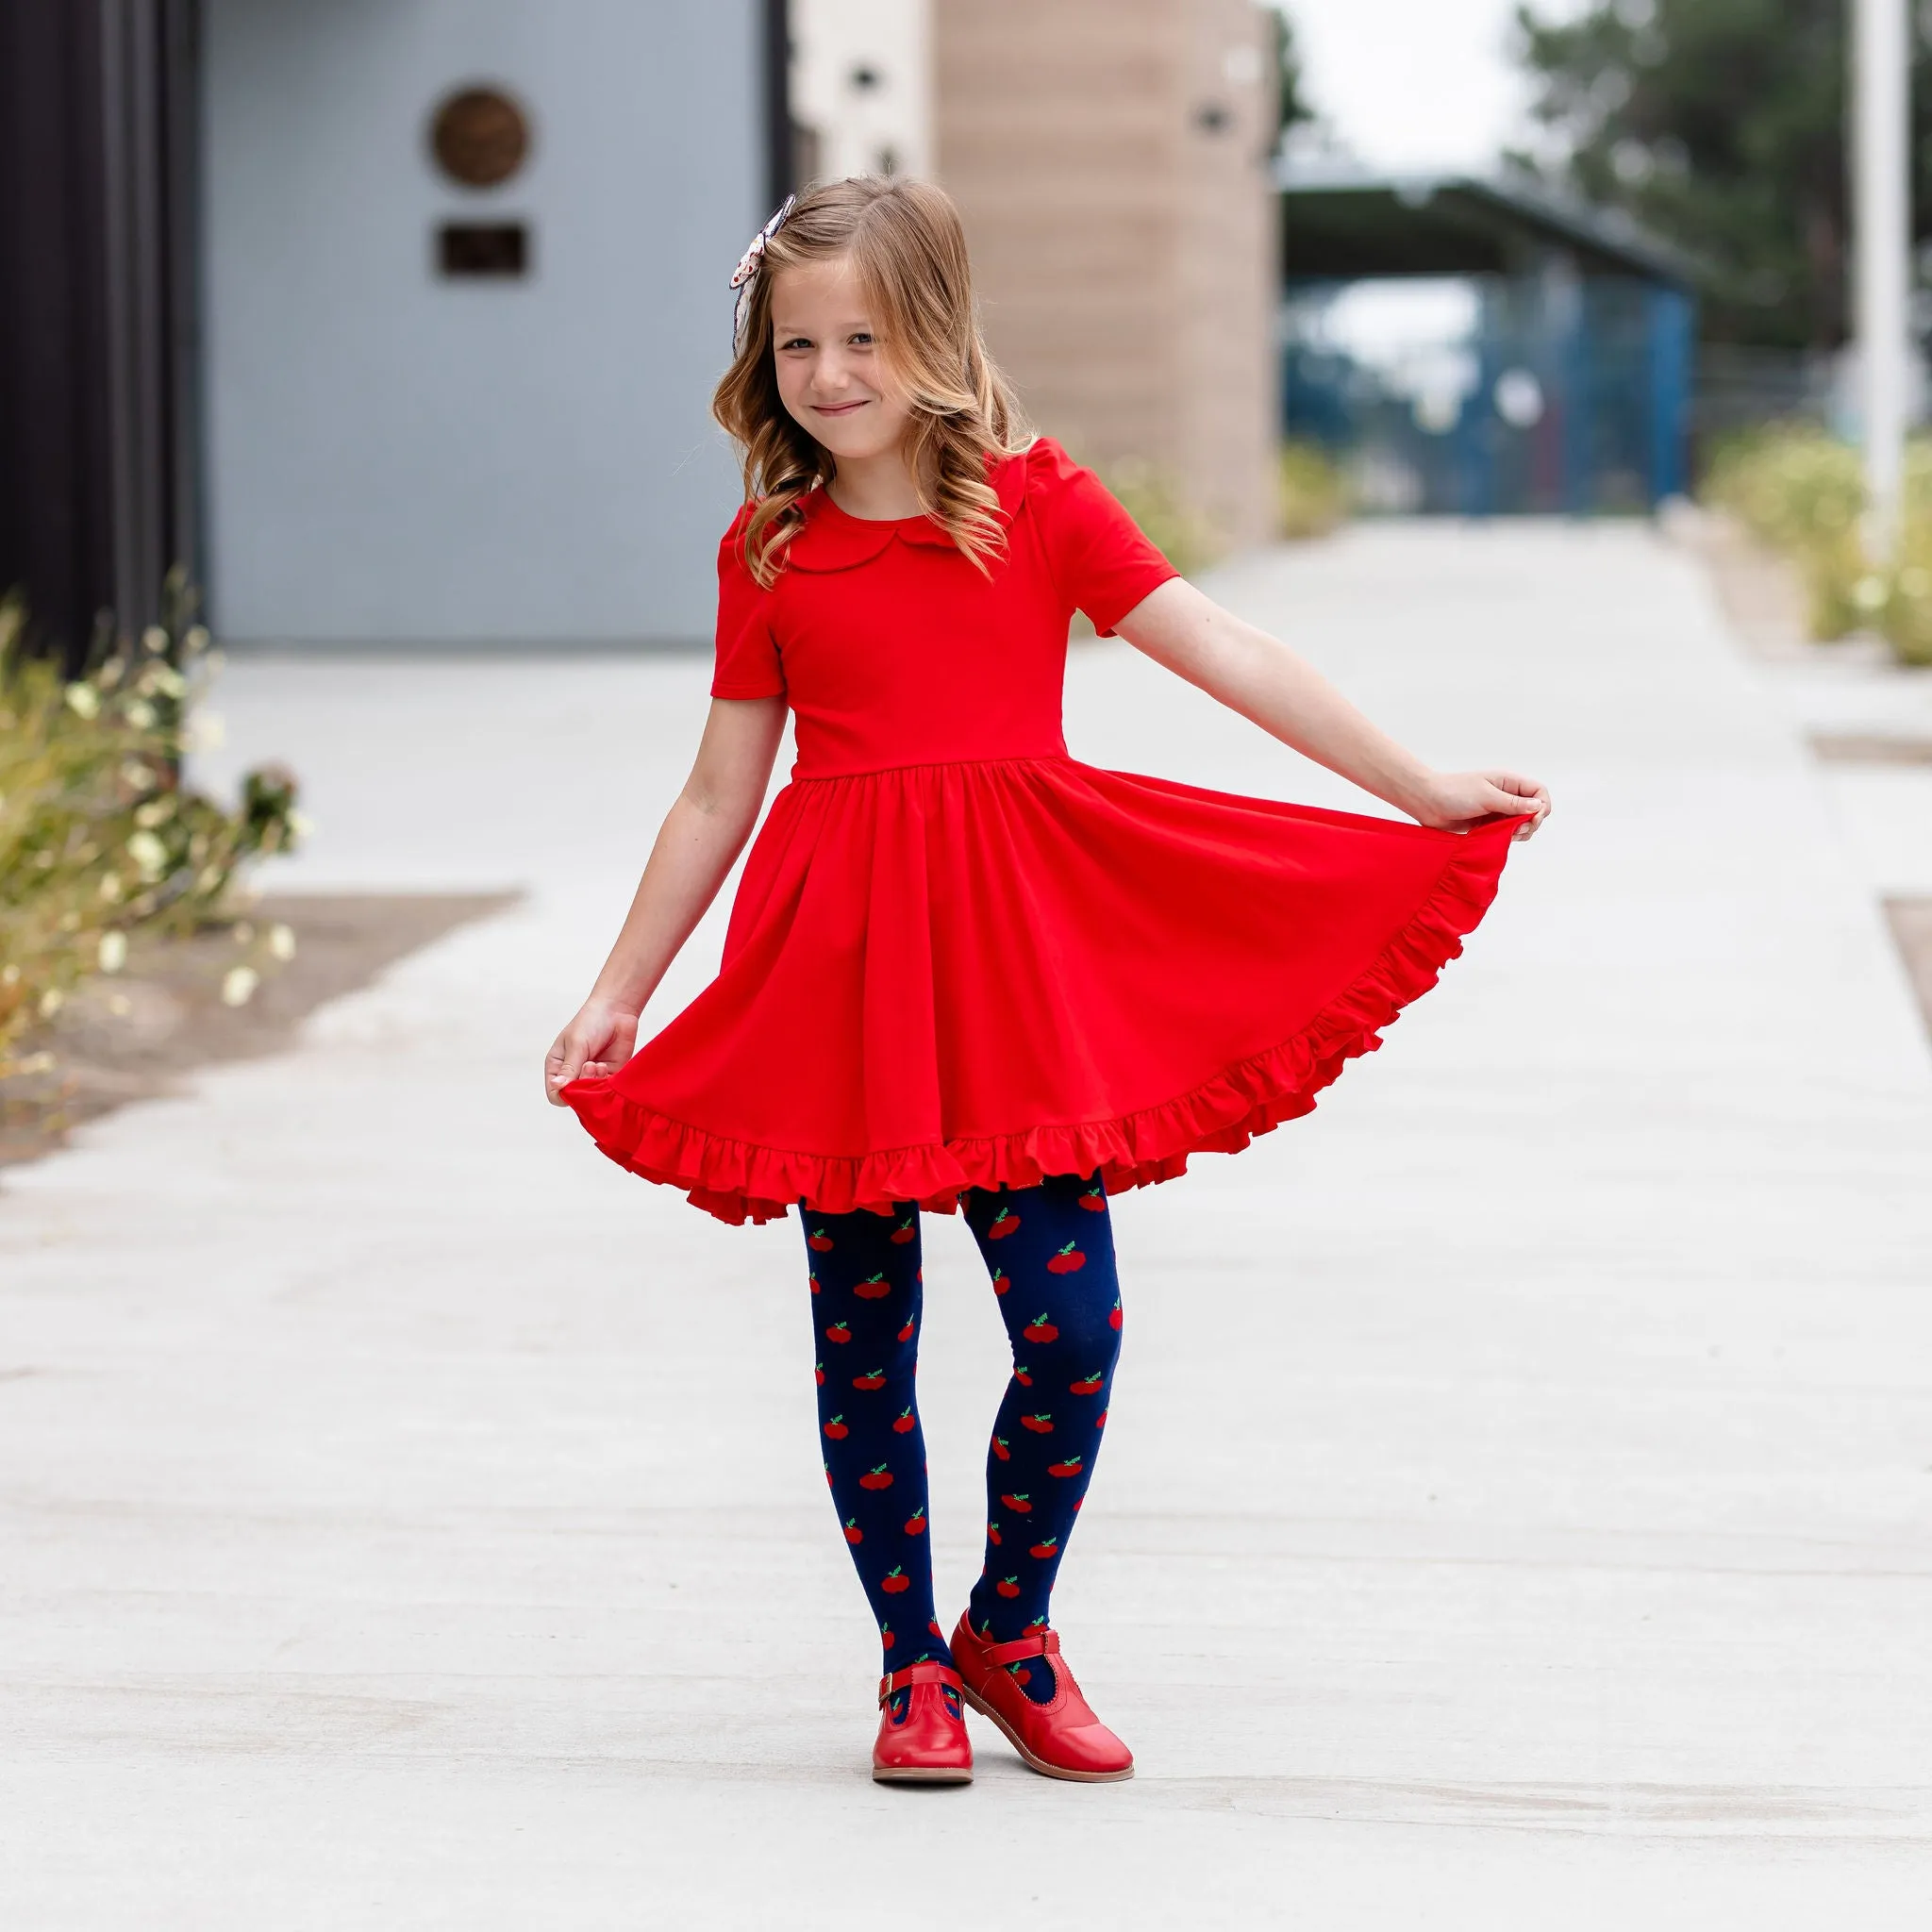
left=4, top=525, right=1930, bottom=1928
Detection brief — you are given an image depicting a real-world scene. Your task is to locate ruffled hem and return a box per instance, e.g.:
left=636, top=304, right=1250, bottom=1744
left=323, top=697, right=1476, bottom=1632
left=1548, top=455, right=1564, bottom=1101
left=563, top=824, right=1512, bottom=1226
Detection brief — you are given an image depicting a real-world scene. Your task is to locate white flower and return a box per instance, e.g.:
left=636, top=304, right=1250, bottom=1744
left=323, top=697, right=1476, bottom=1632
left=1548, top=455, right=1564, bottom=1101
left=1852, top=575, right=1890, bottom=613
left=124, top=698, right=157, bottom=730
left=126, top=829, right=168, bottom=879
left=98, top=874, right=124, bottom=904
left=97, top=931, right=127, bottom=974
left=38, top=987, right=63, bottom=1019
left=221, top=966, right=259, bottom=1008
left=141, top=625, right=168, bottom=655
left=188, top=710, right=225, bottom=751
left=64, top=683, right=101, bottom=720
left=268, top=923, right=296, bottom=962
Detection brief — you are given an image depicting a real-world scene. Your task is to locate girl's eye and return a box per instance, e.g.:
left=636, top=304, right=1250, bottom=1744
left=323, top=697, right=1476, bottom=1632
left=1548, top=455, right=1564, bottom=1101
left=777, top=336, right=812, bottom=351
left=849, top=333, right=874, bottom=347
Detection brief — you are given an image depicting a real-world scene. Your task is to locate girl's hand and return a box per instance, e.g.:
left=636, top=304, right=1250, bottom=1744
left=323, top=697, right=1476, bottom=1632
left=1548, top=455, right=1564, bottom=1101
left=544, top=1000, right=641, bottom=1106
left=1411, top=770, right=1551, bottom=841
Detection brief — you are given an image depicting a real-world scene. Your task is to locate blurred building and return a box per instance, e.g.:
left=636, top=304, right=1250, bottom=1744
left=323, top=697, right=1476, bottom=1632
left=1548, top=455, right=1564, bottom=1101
left=791, top=0, right=930, bottom=183
left=791, top=0, right=1282, bottom=549
left=3, top=0, right=1285, bottom=657
left=2, top=0, right=783, bottom=652
left=1280, top=169, right=1697, bottom=516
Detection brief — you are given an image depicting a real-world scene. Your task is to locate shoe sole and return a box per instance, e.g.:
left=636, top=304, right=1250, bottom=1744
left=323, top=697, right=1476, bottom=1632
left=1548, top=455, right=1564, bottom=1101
left=872, top=1765, right=974, bottom=1785
left=958, top=1683, right=1135, bottom=1783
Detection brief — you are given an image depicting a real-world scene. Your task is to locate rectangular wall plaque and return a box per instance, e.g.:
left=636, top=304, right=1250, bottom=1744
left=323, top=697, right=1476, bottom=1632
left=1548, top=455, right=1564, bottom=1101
left=437, top=222, right=529, bottom=277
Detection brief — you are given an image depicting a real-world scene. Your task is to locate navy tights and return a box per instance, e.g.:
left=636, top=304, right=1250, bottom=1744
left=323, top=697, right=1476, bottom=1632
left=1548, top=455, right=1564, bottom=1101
left=803, top=1173, right=1123, bottom=1702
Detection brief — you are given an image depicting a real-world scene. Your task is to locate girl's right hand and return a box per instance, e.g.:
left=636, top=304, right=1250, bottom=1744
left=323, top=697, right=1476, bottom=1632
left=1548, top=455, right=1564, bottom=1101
left=544, top=1000, right=641, bottom=1106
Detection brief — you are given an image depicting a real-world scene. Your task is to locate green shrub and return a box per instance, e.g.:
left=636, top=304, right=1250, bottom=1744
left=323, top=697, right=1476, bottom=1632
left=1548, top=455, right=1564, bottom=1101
left=0, top=573, right=300, bottom=1072
left=1702, top=426, right=1865, bottom=558
left=1700, top=425, right=1932, bottom=662
left=1278, top=438, right=1349, bottom=540
left=1095, top=457, right=1227, bottom=579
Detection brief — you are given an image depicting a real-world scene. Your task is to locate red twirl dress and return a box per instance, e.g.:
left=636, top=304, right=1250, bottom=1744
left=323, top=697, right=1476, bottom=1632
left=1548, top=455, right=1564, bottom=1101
left=563, top=438, right=1520, bottom=1224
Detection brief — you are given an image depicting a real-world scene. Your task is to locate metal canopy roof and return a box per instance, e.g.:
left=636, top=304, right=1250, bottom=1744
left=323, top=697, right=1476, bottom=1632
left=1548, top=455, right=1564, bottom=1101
left=1276, top=163, right=1698, bottom=289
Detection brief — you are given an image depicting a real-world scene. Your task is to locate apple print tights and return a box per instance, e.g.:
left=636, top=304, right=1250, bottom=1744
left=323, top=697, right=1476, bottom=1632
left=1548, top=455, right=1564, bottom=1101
left=803, top=1170, right=1122, bottom=1705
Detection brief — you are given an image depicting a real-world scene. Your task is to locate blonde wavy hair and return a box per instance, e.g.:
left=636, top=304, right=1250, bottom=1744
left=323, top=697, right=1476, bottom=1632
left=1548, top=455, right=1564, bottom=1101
left=712, top=176, right=1032, bottom=588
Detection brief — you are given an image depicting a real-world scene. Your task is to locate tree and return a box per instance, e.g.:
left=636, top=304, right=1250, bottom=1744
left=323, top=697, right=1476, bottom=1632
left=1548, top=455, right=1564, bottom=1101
left=1512, top=0, right=1932, bottom=351
left=1270, top=6, right=1317, bottom=149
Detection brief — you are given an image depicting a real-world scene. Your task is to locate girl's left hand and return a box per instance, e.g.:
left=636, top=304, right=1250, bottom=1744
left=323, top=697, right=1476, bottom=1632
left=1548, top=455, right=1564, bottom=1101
left=1413, top=770, right=1551, bottom=841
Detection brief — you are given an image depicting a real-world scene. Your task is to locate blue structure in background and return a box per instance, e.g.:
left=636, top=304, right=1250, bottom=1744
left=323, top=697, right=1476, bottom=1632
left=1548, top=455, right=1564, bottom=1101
left=1279, top=170, right=1700, bottom=516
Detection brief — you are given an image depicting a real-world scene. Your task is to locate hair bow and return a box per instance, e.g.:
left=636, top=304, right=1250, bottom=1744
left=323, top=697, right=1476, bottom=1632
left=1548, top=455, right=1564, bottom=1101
left=730, top=194, right=797, bottom=348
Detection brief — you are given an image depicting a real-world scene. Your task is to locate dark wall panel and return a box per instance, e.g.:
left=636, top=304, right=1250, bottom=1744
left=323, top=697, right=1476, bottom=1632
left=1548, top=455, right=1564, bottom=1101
left=0, top=0, right=196, bottom=667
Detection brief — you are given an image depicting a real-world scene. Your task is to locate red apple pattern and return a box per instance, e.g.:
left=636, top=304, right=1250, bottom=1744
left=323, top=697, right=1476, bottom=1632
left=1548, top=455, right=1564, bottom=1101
left=960, top=1171, right=1123, bottom=1701
left=806, top=1174, right=1119, bottom=1685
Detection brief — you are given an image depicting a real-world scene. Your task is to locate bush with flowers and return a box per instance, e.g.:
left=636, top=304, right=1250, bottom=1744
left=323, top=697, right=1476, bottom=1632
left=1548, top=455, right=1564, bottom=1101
left=0, top=571, right=300, bottom=1076
left=1701, top=426, right=1932, bottom=665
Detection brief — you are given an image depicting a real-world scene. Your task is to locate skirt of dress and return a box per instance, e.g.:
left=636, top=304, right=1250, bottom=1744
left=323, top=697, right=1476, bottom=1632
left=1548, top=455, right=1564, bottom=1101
left=562, top=756, right=1522, bottom=1224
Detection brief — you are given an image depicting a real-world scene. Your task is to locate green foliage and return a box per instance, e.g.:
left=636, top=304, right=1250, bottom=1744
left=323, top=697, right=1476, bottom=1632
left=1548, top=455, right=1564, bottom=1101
left=1088, top=441, right=1348, bottom=589
left=1701, top=426, right=1932, bottom=662
left=0, top=574, right=301, bottom=1070
left=1096, top=458, right=1228, bottom=580
left=1268, top=6, right=1317, bottom=145
left=1511, top=0, right=1932, bottom=351
left=1277, top=439, right=1349, bottom=540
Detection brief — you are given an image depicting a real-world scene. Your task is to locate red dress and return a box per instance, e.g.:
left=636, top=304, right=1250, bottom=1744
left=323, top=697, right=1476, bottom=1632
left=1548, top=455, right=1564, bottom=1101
left=563, top=438, right=1520, bottom=1224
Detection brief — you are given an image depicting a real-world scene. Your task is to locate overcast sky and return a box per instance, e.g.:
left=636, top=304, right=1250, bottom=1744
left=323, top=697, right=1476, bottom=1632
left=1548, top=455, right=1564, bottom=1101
left=1287, top=0, right=1585, bottom=175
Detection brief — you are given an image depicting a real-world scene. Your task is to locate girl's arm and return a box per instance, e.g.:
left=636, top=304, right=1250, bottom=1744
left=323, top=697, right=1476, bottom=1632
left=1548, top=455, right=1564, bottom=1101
left=1114, top=578, right=1550, bottom=839
left=544, top=694, right=788, bottom=1104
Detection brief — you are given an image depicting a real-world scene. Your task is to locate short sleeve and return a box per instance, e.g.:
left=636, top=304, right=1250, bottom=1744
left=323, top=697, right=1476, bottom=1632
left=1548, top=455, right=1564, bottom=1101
left=1025, top=439, right=1179, bottom=636
left=709, top=509, right=786, bottom=700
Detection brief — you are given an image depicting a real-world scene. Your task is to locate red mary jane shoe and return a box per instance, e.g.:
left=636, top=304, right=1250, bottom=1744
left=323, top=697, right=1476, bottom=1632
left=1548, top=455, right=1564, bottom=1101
left=949, top=1617, right=1134, bottom=1782
left=873, top=1660, right=974, bottom=1784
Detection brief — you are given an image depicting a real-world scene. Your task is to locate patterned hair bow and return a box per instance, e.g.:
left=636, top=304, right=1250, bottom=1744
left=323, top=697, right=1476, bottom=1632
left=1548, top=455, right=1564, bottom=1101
left=730, top=194, right=797, bottom=349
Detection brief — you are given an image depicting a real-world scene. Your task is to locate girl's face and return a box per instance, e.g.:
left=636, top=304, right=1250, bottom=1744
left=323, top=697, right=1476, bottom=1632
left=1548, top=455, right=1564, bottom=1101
left=769, top=257, right=913, bottom=465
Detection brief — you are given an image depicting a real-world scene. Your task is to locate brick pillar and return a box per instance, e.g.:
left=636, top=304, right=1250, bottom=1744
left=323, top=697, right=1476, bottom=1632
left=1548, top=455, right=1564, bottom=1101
left=933, top=0, right=1278, bottom=547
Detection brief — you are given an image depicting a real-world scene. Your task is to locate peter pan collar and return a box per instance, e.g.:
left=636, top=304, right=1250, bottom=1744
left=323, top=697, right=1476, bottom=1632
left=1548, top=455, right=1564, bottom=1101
left=781, top=451, right=1029, bottom=573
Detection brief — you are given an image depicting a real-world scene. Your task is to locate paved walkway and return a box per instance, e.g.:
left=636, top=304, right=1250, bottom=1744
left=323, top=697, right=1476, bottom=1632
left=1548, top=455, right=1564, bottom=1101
left=5, top=526, right=1931, bottom=1928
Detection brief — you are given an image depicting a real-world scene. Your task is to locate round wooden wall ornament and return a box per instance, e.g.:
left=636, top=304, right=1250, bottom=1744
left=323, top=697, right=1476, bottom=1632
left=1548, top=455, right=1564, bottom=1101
left=430, top=86, right=531, bottom=189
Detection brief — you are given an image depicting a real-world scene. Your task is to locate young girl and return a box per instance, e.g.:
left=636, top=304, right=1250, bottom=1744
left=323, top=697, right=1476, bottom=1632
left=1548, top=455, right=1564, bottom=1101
left=546, top=177, right=1548, bottom=1788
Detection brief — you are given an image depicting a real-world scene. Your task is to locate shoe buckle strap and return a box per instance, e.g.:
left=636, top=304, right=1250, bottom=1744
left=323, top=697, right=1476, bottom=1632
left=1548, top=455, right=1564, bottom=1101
left=877, top=1661, right=965, bottom=1705
left=975, top=1626, right=1061, bottom=1668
